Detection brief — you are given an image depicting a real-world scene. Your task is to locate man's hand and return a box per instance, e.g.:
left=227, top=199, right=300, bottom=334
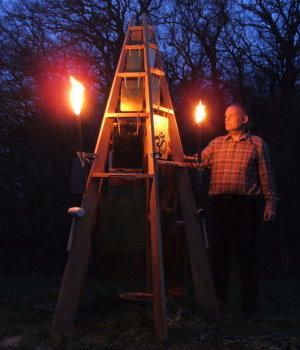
left=263, top=207, right=276, bottom=222
left=183, top=154, right=200, bottom=169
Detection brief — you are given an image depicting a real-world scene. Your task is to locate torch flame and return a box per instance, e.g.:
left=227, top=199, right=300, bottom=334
left=195, top=100, right=206, bottom=124
left=69, top=76, right=84, bottom=116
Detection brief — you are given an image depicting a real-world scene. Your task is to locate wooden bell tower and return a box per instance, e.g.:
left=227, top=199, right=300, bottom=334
left=53, top=14, right=218, bottom=341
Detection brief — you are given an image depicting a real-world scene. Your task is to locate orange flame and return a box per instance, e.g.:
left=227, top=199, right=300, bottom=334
left=195, top=100, right=206, bottom=124
left=69, top=76, right=84, bottom=116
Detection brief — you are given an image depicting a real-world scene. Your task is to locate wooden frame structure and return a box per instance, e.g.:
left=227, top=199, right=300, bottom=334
left=53, top=15, right=218, bottom=341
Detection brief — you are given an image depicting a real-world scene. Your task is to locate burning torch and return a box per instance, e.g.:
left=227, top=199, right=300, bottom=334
left=195, top=100, right=206, bottom=153
left=69, top=75, right=85, bottom=162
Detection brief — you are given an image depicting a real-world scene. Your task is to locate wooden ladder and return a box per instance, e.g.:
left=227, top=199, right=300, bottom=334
left=53, top=14, right=218, bottom=341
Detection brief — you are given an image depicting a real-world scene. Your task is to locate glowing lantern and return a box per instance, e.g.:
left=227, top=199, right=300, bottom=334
left=69, top=76, right=84, bottom=116
left=195, top=100, right=206, bottom=124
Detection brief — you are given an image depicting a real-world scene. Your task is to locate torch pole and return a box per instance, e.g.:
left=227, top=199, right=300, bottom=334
left=196, top=124, right=202, bottom=185
left=196, top=123, right=201, bottom=155
left=77, top=115, right=83, bottom=154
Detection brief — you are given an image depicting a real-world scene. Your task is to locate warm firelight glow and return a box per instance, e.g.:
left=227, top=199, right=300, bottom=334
left=69, top=76, right=84, bottom=116
left=195, top=100, right=206, bottom=124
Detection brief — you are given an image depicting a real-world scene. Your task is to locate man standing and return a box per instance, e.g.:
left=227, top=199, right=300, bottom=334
left=199, top=103, right=278, bottom=316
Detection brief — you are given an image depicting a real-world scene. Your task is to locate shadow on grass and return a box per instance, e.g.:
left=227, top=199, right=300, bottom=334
left=0, top=275, right=299, bottom=349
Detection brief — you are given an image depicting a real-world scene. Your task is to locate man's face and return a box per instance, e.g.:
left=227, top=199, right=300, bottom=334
left=225, top=105, right=248, bottom=132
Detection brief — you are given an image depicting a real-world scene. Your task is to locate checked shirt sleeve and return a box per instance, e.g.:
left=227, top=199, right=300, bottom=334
left=257, top=140, right=279, bottom=212
left=201, top=138, right=217, bottom=169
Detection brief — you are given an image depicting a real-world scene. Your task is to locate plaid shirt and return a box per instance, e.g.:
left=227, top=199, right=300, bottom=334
left=201, top=133, right=278, bottom=212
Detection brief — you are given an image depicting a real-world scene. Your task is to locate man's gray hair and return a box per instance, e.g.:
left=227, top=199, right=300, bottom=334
left=230, top=102, right=251, bottom=117
left=229, top=102, right=252, bottom=130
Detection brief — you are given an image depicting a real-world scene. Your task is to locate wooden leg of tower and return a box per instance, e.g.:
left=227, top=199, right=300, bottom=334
left=149, top=178, right=168, bottom=341
left=145, top=179, right=152, bottom=290
left=178, top=169, right=219, bottom=314
left=53, top=179, right=100, bottom=330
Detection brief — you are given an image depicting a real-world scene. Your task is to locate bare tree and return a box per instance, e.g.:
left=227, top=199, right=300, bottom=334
left=0, top=0, right=168, bottom=272
left=238, top=0, right=300, bottom=134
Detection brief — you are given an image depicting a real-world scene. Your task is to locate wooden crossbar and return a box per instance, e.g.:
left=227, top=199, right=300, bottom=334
left=91, top=172, right=154, bottom=179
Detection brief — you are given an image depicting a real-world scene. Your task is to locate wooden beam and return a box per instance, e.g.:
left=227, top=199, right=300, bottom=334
left=129, top=25, right=143, bottom=30
left=118, top=72, right=146, bottom=77
left=117, top=69, right=164, bottom=78
left=153, top=105, right=174, bottom=115
left=105, top=113, right=149, bottom=118
left=150, top=68, right=165, bottom=76
left=130, top=25, right=154, bottom=31
left=53, top=179, right=101, bottom=329
left=149, top=43, right=158, bottom=50
left=149, top=178, right=168, bottom=341
left=91, top=172, right=154, bottom=179
left=125, top=44, right=145, bottom=50
left=178, top=168, right=219, bottom=314
left=143, top=15, right=168, bottom=341
left=125, top=43, right=158, bottom=50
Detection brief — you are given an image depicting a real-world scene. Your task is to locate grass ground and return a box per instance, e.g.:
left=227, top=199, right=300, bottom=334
left=0, top=275, right=299, bottom=349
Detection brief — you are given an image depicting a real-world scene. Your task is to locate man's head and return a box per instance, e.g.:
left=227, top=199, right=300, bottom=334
left=225, top=103, right=249, bottom=132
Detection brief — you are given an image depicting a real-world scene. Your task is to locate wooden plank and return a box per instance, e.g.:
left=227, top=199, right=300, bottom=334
left=152, top=105, right=174, bottom=115
left=129, top=26, right=143, bottom=30
left=168, top=113, right=186, bottom=161
left=143, top=15, right=168, bottom=341
left=157, top=160, right=185, bottom=167
left=125, top=44, right=145, bottom=50
left=91, top=172, right=154, bottom=179
left=105, top=112, right=149, bottom=118
left=118, top=72, right=146, bottom=77
left=157, top=159, right=200, bottom=168
left=117, top=69, right=164, bottom=78
left=178, top=168, right=219, bottom=314
left=53, top=179, right=101, bottom=329
left=150, top=67, right=165, bottom=76
left=149, top=43, right=158, bottom=50
left=130, top=25, right=154, bottom=31
left=149, top=178, right=168, bottom=341
left=125, top=43, right=158, bottom=50
left=145, top=179, right=152, bottom=290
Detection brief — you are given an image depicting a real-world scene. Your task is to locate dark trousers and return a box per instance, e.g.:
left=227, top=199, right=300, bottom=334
left=211, top=195, right=259, bottom=312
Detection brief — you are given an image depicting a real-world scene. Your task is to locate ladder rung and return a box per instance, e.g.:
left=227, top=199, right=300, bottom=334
left=125, top=44, right=144, bottom=50
left=157, top=160, right=185, bottom=167
left=149, top=43, right=158, bottom=50
left=129, top=26, right=143, bottom=31
left=105, top=112, right=149, bottom=118
left=151, top=68, right=165, bottom=76
left=125, top=43, right=158, bottom=50
left=91, top=172, right=154, bottom=179
left=153, top=105, right=174, bottom=115
left=117, top=69, right=164, bottom=78
left=118, top=72, right=146, bottom=78
left=129, top=25, right=154, bottom=31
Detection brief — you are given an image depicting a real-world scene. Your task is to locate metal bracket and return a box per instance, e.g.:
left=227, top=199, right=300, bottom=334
left=150, top=152, right=161, bottom=159
left=77, top=151, right=98, bottom=167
